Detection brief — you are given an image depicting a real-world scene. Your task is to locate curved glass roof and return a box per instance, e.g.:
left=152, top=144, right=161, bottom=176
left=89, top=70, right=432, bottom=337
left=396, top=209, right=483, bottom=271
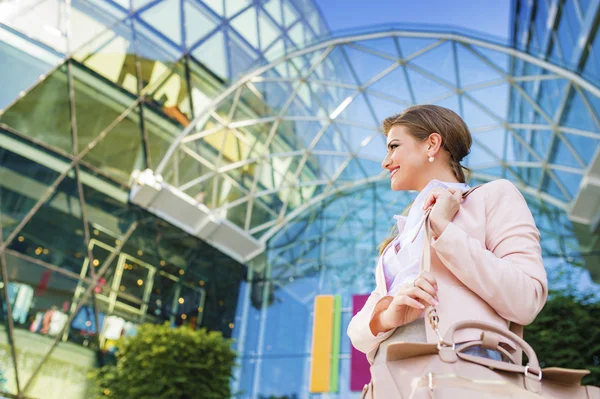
left=155, top=28, right=600, bottom=242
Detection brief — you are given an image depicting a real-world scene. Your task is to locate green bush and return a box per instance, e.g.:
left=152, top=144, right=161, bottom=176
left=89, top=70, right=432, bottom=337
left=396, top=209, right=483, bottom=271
left=90, top=323, right=236, bottom=399
left=525, top=290, right=600, bottom=386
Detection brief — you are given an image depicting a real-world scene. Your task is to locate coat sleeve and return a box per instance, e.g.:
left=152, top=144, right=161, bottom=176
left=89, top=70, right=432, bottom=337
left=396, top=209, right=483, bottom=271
left=346, top=290, right=396, bottom=356
left=431, top=179, right=548, bottom=325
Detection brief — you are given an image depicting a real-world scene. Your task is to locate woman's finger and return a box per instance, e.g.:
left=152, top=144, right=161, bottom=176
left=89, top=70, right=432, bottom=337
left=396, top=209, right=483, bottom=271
left=408, top=287, right=438, bottom=307
left=414, top=277, right=438, bottom=299
left=418, top=271, right=439, bottom=292
left=391, top=295, right=425, bottom=310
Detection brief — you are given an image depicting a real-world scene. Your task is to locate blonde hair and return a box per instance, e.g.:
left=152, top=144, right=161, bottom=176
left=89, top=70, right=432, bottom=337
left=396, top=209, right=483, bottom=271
left=378, top=105, right=472, bottom=255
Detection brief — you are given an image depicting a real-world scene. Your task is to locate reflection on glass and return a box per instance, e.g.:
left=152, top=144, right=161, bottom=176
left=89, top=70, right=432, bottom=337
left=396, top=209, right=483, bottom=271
left=0, top=65, right=71, bottom=154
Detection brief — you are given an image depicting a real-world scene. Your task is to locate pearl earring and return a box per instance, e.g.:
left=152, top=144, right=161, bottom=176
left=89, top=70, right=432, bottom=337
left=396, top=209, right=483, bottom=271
left=428, top=156, right=434, bottom=163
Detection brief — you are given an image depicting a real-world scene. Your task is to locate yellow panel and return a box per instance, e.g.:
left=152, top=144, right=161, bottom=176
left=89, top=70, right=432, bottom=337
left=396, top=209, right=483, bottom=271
left=309, top=295, right=334, bottom=393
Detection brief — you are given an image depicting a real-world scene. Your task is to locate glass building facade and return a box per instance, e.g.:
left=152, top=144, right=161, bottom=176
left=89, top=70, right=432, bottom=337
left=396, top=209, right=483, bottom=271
left=0, top=1, right=598, bottom=399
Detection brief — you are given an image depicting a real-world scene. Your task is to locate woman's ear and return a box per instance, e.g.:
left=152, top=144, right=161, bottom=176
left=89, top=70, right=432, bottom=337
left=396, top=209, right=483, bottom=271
left=426, top=132, right=443, bottom=156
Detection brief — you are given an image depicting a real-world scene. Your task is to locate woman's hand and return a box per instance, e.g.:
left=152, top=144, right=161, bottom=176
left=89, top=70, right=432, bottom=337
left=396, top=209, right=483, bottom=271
left=376, top=271, right=439, bottom=332
left=423, top=187, right=463, bottom=238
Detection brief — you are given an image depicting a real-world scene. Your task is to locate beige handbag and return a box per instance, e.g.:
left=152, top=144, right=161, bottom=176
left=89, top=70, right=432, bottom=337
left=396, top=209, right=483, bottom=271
left=361, top=186, right=600, bottom=398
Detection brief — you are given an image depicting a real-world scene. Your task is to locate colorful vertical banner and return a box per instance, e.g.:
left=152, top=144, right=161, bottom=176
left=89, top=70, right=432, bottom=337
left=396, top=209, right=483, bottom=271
left=329, top=295, right=342, bottom=393
left=309, top=294, right=342, bottom=393
left=350, top=294, right=371, bottom=391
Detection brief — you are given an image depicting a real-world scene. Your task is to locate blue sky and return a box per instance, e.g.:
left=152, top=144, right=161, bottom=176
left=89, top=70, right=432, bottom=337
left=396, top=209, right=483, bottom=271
left=316, top=0, right=511, bottom=40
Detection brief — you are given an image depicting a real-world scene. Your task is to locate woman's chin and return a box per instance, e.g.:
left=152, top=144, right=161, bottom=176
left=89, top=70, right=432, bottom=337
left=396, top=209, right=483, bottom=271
left=390, top=179, right=407, bottom=191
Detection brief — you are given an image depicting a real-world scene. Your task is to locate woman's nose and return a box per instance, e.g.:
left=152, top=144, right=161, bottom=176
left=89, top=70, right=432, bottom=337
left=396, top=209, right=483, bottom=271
left=382, top=155, right=391, bottom=169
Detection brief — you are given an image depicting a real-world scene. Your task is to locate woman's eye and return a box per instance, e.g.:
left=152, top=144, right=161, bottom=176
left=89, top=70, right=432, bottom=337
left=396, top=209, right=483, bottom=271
left=389, top=144, right=398, bottom=150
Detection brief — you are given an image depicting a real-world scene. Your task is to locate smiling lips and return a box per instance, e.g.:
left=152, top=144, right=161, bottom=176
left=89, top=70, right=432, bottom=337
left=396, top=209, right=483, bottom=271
left=390, top=167, right=399, bottom=179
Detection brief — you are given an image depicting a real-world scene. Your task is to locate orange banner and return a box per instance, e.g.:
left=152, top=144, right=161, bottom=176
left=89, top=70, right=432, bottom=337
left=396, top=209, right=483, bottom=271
left=309, top=295, right=334, bottom=392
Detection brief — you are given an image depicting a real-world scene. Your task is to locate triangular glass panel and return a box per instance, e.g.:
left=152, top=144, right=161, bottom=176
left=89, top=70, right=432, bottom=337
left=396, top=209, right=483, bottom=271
left=553, top=169, right=583, bottom=200
left=300, top=184, right=323, bottom=202
left=433, top=95, right=460, bottom=114
left=560, top=132, right=599, bottom=166
left=231, top=84, right=271, bottom=121
left=306, top=46, right=359, bottom=86
left=335, top=92, right=379, bottom=127
left=549, top=135, right=584, bottom=169
left=560, top=89, right=600, bottom=133
left=288, top=21, right=305, bottom=46
left=253, top=190, right=285, bottom=215
left=335, top=125, right=380, bottom=153
left=279, top=183, right=303, bottom=212
left=311, top=154, right=347, bottom=180
left=259, top=9, right=281, bottom=50
left=184, top=0, right=218, bottom=48
left=132, top=0, right=156, bottom=10
left=455, top=42, right=505, bottom=87
left=223, top=200, right=250, bottom=229
left=231, top=6, right=259, bottom=48
left=405, top=67, right=451, bottom=104
left=354, top=37, right=399, bottom=59
left=365, top=94, right=407, bottom=123
left=285, top=92, right=319, bottom=119
left=0, top=149, right=60, bottom=240
left=461, top=98, right=500, bottom=130
left=409, top=41, right=457, bottom=88
left=69, top=4, right=124, bottom=55
left=357, top=133, right=387, bottom=160
left=202, top=0, right=225, bottom=16
left=313, top=126, right=352, bottom=153
left=264, top=38, right=286, bottom=62
left=82, top=103, right=143, bottom=184
left=226, top=0, right=252, bottom=18
left=6, top=0, right=67, bottom=53
left=251, top=79, right=296, bottom=115
left=282, top=1, right=297, bottom=28
left=518, top=166, right=543, bottom=188
left=467, top=139, right=502, bottom=168
left=342, top=45, right=397, bottom=86
left=145, top=60, right=193, bottom=128
left=140, top=0, right=183, bottom=46
left=0, top=64, right=72, bottom=154
left=397, top=37, right=439, bottom=59
left=537, top=78, right=568, bottom=120
left=162, top=144, right=209, bottom=188
left=473, top=166, right=504, bottom=178
left=472, top=129, right=507, bottom=160
left=358, top=158, right=384, bottom=177
left=529, top=129, right=554, bottom=159
left=264, top=0, right=283, bottom=25
left=368, top=65, right=414, bottom=104
left=468, top=45, right=510, bottom=73
left=541, top=172, right=569, bottom=202
left=192, top=30, right=227, bottom=80
left=284, top=119, right=324, bottom=149
left=466, top=82, right=509, bottom=122
left=308, top=82, right=354, bottom=116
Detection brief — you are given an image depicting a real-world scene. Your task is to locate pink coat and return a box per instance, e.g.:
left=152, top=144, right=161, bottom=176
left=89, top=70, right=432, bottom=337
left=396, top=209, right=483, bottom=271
left=347, top=179, right=548, bottom=363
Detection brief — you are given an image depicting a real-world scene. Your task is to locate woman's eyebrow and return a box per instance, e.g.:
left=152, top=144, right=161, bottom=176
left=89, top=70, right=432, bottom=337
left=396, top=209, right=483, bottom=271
left=386, top=139, right=400, bottom=149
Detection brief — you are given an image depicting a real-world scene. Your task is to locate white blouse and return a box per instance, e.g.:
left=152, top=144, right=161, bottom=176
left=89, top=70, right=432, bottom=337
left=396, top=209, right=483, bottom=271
left=382, top=179, right=470, bottom=295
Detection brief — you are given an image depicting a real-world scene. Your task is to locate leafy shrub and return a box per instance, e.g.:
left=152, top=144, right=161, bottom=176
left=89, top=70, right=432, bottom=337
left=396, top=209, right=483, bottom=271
left=90, top=323, right=236, bottom=399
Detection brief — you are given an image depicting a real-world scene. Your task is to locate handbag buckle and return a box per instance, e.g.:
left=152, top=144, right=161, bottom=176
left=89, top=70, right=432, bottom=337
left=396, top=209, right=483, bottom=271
left=524, top=365, right=542, bottom=381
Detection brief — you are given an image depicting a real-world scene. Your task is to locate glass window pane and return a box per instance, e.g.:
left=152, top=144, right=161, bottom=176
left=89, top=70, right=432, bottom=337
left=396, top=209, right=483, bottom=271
left=0, top=65, right=72, bottom=154
left=0, top=39, right=57, bottom=111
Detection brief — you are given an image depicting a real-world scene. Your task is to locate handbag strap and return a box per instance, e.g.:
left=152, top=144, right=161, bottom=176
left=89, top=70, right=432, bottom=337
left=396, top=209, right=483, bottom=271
left=420, top=185, right=483, bottom=345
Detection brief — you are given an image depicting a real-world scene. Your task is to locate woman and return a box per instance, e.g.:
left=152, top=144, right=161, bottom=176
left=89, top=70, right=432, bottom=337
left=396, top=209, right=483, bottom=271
left=347, top=105, right=548, bottom=371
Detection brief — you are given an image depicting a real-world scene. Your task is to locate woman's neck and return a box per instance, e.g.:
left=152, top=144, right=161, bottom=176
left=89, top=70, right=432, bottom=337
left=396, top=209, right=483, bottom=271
left=415, top=168, right=460, bottom=192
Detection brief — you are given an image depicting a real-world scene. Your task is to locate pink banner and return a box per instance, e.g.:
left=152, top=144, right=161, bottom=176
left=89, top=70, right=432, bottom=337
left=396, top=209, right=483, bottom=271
left=350, top=294, right=371, bottom=391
